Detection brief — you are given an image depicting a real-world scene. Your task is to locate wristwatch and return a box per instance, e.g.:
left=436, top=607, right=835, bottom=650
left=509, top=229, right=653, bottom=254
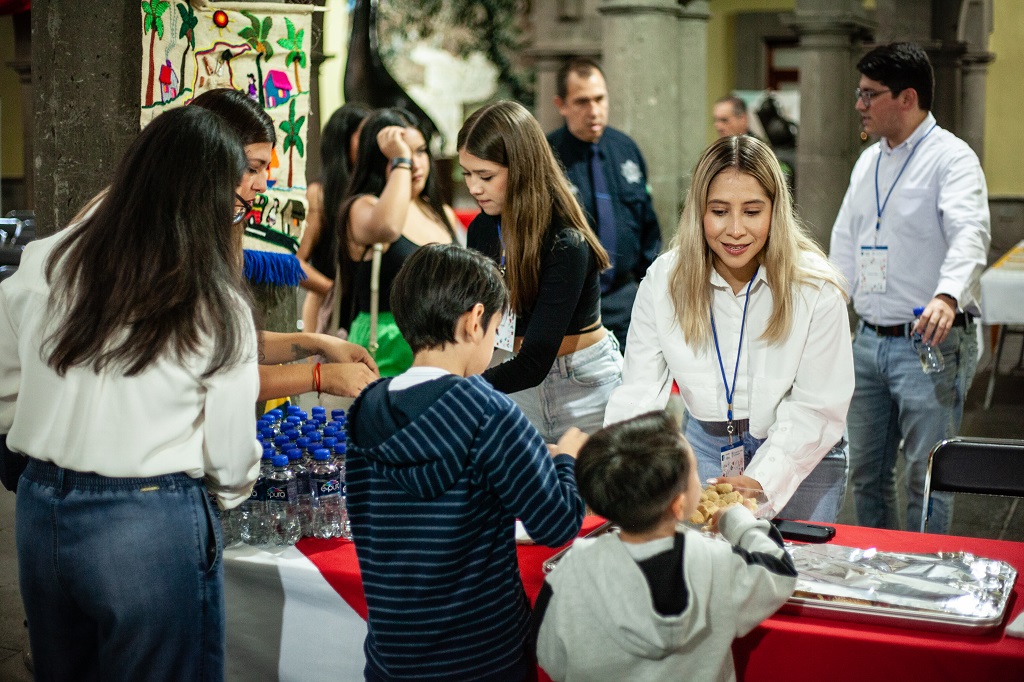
left=389, top=157, right=412, bottom=172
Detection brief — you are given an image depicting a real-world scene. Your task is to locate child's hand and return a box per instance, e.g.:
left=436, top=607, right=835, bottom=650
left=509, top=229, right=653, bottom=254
left=708, top=503, right=742, bottom=534
left=554, top=427, right=588, bottom=459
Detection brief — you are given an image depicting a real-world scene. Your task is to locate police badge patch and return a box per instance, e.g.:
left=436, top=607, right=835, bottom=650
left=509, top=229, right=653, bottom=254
left=620, top=159, right=642, bottom=184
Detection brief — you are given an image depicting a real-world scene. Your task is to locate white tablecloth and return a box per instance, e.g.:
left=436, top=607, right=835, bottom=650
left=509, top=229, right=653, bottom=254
left=981, top=240, right=1024, bottom=325
left=223, top=544, right=367, bottom=681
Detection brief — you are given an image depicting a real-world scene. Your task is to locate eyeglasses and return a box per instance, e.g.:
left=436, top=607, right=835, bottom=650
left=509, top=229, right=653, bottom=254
left=233, top=194, right=252, bottom=225
left=855, top=88, right=892, bottom=106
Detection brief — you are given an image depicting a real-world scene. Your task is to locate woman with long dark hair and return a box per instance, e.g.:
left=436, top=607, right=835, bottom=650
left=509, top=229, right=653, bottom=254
left=1, top=106, right=259, bottom=680
left=338, top=107, right=458, bottom=376
left=191, top=89, right=378, bottom=399
left=459, top=101, right=623, bottom=441
left=298, top=103, right=371, bottom=333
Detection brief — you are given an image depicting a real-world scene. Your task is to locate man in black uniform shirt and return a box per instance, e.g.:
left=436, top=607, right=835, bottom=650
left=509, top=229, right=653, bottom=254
left=547, top=57, right=661, bottom=350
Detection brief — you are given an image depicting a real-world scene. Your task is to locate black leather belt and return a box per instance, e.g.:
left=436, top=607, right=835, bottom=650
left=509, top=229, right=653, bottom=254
left=863, top=312, right=974, bottom=338
left=693, top=418, right=750, bottom=437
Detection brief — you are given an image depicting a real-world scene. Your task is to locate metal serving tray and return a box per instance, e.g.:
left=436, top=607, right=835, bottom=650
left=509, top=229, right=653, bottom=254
left=781, top=543, right=1018, bottom=635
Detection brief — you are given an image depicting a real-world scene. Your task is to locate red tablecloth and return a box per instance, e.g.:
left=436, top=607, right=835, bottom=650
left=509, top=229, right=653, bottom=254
left=296, top=520, right=1024, bottom=681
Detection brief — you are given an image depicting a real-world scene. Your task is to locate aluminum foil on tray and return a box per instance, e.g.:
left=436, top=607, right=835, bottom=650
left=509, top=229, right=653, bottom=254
left=784, top=543, right=1018, bottom=634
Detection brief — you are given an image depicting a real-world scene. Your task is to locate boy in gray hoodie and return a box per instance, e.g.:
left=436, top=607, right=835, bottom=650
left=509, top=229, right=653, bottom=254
left=347, top=244, right=586, bottom=682
left=534, top=411, right=796, bottom=682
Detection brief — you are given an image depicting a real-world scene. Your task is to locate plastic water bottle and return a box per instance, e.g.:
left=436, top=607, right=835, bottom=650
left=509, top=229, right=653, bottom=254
left=310, top=448, right=344, bottom=539
left=239, top=468, right=269, bottom=545
left=911, top=306, right=946, bottom=374
left=332, top=443, right=352, bottom=540
left=287, top=447, right=314, bottom=537
left=266, top=455, right=301, bottom=546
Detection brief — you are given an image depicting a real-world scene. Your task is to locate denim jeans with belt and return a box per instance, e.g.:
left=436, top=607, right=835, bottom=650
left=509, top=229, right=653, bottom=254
left=684, top=418, right=849, bottom=523
left=510, top=333, right=623, bottom=443
left=16, top=458, right=226, bottom=682
left=847, top=321, right=979, bottom=534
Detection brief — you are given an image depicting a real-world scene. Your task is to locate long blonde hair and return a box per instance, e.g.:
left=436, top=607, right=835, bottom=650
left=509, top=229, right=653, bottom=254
left=669, top=136, right=845, bottom=347
left=457, top=100, right=610, bottom=314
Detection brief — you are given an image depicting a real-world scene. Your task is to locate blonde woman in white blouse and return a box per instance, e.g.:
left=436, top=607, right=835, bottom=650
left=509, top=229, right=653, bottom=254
left=605, top=136, right=854, bottom=522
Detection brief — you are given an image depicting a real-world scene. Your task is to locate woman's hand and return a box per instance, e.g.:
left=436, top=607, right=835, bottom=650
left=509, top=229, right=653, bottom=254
left=710, top=474, right=763, bottom=493
left=314, top=336, right=379, bottom=373
left=319, top=362, right=378, bottom=398
left=377, top=126, right=412, bottom=161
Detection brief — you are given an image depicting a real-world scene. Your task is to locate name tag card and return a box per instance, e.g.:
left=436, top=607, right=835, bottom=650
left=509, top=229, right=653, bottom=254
left=720, top=442, right=745, bottom=477
left=859, top=245, right=889, bottom=293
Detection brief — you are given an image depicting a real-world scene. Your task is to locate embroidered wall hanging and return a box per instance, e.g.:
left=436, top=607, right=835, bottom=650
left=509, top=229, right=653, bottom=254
left=140, top=1, right=314, bottom=285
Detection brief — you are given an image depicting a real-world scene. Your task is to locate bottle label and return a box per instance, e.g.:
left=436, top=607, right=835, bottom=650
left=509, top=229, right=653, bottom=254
left=250, top=479, right=267, bottom=502
left=266, top=480, right=298, bottom=503
left=311, top=475, right=341, bottom=499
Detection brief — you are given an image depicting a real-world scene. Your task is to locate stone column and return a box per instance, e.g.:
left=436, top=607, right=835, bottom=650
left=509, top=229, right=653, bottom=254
left=599, top=0, right=707, bottom=243
left=788, top=0, right=873, bottom=251
left=960, top=52, right=994, bottom=164
left=6, top=11, right=32, bottom=211
left=32, top=0, right=142, bottom=237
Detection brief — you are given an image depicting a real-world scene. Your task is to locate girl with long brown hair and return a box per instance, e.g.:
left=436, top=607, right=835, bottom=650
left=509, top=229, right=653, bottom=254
left=459, top=100, right=622, bottom=441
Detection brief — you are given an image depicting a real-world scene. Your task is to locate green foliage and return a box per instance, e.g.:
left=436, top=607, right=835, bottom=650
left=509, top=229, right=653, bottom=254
left=176, top=2, right=197, bottom=47
left=281, top=99, right=305, bottom=157
left=379, top=0, right=532, bottom=104
left=142, top=0, right=170, bottom=38
left=277, top=18, right=307, bottom=67
left=240, top=10, right=275, bottom=59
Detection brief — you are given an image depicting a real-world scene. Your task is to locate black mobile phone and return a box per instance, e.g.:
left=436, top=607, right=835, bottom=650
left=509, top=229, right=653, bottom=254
left=771, top=519, right=836, bottom=543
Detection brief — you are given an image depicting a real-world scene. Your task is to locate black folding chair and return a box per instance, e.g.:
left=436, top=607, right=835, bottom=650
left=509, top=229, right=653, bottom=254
left=922, top=437, right=1024, bottom=532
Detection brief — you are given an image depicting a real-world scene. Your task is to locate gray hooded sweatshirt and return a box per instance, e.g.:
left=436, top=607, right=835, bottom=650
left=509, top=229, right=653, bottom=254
left=535, top=506, right=796, bottom=681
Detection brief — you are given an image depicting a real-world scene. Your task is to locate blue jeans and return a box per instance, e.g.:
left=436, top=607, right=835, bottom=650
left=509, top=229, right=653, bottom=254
left=510, top=333, right=623, bottom=443
left=847, top=322, right=979, bottom=534
left=684, top=418, right=848, bottom=523
left=16, top=459, right=226, bottom=682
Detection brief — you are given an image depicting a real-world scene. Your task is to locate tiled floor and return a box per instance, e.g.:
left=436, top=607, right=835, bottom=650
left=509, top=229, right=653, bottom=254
left=0, top=329, right=1021, bottom=678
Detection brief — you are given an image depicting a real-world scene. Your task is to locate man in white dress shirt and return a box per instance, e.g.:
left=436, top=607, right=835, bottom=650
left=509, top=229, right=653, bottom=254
left=830, top=43, right=990, bottom=534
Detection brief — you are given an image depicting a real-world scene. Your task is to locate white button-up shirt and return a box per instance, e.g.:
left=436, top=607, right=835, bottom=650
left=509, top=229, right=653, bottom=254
left=0, top=232, right=262, bottom=509
left=829, top=113, right=990, bottom=325
left=605, top=250, right=854, bottom=513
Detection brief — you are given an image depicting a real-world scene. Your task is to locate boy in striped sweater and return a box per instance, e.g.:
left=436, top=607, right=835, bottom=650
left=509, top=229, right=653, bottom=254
left=347, top=243, right=587, bottom=681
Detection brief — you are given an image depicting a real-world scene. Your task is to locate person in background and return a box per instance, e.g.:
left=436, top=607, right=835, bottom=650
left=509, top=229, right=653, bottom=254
left=1, top=106, right=261, bottom=681
left=338, top=107, right=458, bottom=377
left=547, top=58, right=661, bottom=350
left=461, top=100, right=623, bottom=441
left=347, top=243, right=585, bottom=681
left=297, top=103, right=371, bottom=334
left=712, top=95, right=752, bottom=138
left=829, top=43, right=990, bottom=533
left=191, top=89, right=379, bottom=399
left=534, top=411, right=796, bottom=682
left=605, top=135, right=853, bottom=523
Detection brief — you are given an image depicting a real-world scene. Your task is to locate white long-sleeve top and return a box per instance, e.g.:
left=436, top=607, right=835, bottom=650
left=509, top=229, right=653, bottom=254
left=605, top=250, right=854, bottom=512
left=0, top=232, right=262, bottom=509
left=829, top=113, right=990, bottom=324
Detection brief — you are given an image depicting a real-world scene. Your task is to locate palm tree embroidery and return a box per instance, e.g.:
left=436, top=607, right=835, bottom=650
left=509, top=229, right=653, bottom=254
left=142, top=0, right=170, bottom=107
left=280, top=99, right=305, bottom=188
left=239, top=11, right=274, bottom=107
left=176, top=2, right=198, bottom=91
left=276, top=18, right=307, bottom=93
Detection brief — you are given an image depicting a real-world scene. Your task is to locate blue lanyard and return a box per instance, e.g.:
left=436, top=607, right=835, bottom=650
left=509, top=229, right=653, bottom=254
left=710, top=268, right=758, bottom=437
left=874, top=123, right=937, bottom=232
left=495, top=220, right=506, bottom=274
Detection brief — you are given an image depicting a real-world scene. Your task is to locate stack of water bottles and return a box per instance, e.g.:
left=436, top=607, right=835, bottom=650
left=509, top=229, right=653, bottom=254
left=219, top=404, right=352, bottom=547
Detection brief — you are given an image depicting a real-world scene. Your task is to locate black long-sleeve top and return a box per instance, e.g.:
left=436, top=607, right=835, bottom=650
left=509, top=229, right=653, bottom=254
left=467, top=212, right=602, bottom=394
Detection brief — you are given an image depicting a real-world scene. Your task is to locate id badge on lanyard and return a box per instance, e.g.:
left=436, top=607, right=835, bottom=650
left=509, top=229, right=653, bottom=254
left=710, top=268, right=757, bottom=477
left=859, top=245, right=888, bottom=293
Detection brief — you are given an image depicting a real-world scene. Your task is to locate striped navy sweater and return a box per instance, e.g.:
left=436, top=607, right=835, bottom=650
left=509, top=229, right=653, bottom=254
left=348, top=374, right=585, bottom=681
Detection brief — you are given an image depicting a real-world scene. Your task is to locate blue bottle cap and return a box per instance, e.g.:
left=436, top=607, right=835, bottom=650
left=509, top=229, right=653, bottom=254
left=296, top=436, right=311, bottom=449
left=323, top=426, right=338, bottom=438
left=334, top=443, right=347, bottom=455
left=331, top=409, right=346, bottom=419
left=267, top=409, right=283, bottom=419
left=311, top=406, right=326, bottom=414
left=286, top=448, right=302, bottom=461
left=274, top=434, right=290, bottom=447
left=260, top=427, right=275, bottom=439
left=313, top=448, right=331, bottom=460
left=287, top=405, right=302, bottom=415
left=308, top=432, right=322, bottom=442
left=286, top=416, right=302, bottom=425
left=301, top=423, right=317, bottom=434
left=272, top=454, right=289, bottom=467
left=284, top=429, right=300, bottom=441
left=913, top=306, right=925, bottom=316
left=262, top=446, right=276, bottom=459
left=322, top=437, right=337, bottom=449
